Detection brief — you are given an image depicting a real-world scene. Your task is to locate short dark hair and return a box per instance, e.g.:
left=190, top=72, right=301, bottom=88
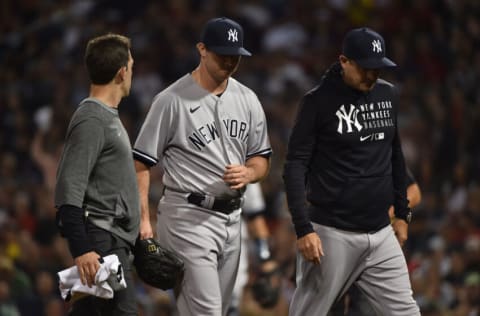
left=84, top=33, right=131, bottom=85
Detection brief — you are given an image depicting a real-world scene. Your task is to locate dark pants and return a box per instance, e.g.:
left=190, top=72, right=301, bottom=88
left=69, top=222, right=137, bottom=316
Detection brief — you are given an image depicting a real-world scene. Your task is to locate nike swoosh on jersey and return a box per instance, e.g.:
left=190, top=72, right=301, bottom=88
left=360, top=134, right=372, bottom=141
left=189, top=106, right=200, bottom=113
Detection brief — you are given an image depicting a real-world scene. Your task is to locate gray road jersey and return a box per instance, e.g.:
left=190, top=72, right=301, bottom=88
left=133, top=74, right=272, bottom=198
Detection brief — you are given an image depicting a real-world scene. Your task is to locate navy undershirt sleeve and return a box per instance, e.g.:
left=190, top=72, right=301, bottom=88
left=56, top=204, right=94, bottom=258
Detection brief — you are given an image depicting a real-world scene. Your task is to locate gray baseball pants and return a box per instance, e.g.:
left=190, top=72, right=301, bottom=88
left=289, top=223, right=420, bottom=316
left=156, top=190, right=242, bottom=316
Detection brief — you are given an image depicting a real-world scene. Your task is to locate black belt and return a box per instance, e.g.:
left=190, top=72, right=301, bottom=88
left=187, top=193, right=242, bottom=214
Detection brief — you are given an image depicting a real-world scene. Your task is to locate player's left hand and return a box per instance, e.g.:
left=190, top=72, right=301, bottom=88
left=223, top=164, right=253, bottom=190
left=392, top=219, right=408, bottom=247
left=139, top=217, right=154, bottom=239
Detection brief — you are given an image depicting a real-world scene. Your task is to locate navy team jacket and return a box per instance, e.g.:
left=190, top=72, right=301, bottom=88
left=283, top=62, right=409, bottom=238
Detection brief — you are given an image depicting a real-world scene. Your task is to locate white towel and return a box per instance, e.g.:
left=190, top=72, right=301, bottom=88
left=57, top=254, right=127, bottom=302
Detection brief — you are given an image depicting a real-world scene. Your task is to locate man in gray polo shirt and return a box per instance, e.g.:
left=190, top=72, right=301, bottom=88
left=54, top=33, right=139, bottom=315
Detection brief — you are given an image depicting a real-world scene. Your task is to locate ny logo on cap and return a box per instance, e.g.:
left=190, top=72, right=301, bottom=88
left=372, top=39, right=382, bottom=53
left=227, top=28, right=238, bottom=42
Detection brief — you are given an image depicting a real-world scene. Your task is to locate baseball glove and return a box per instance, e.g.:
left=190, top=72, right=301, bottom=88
left=133, top=238, right=184, bottom=290
left=251, top=261, right=281, bottom=308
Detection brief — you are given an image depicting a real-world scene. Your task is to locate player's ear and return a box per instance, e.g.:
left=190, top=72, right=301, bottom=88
left=116, top=65, right=127, bottom=83
left=339, top=55, right=349, bottom=65
left=197, top=42, right=207, bottom=57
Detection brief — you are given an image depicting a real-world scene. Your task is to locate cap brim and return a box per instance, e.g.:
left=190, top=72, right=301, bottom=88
left=208, top=46, right=252, bottom=56
left=356, top=57, right=396, bottom=69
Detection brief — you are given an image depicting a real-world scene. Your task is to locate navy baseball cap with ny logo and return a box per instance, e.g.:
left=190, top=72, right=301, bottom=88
left=342, top=27, right=396, bottom=69
left=201, top=17, right=252, bottom=56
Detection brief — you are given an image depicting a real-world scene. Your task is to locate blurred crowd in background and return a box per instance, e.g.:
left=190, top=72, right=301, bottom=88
left=1, top=0, right=480, bottom=315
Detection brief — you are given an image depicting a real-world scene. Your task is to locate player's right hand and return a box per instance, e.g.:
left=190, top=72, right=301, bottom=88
left=223, top=164, right=252, bottom=190
left=392, top=219, right=408, bottom=247
left=297, top=232, right=324, bottom=264
left=75, top=251, right=101, bottom=287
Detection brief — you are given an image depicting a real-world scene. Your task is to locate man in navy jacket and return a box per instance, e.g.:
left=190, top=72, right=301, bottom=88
left=283, top=27, right=420, bottom=316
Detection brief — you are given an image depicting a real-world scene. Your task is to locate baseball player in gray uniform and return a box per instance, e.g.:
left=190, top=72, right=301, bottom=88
left=133, top=17, right=271, bottom=316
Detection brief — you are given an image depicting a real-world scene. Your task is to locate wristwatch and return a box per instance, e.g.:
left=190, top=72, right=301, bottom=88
left=396, top=210, right=413, bottom=223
